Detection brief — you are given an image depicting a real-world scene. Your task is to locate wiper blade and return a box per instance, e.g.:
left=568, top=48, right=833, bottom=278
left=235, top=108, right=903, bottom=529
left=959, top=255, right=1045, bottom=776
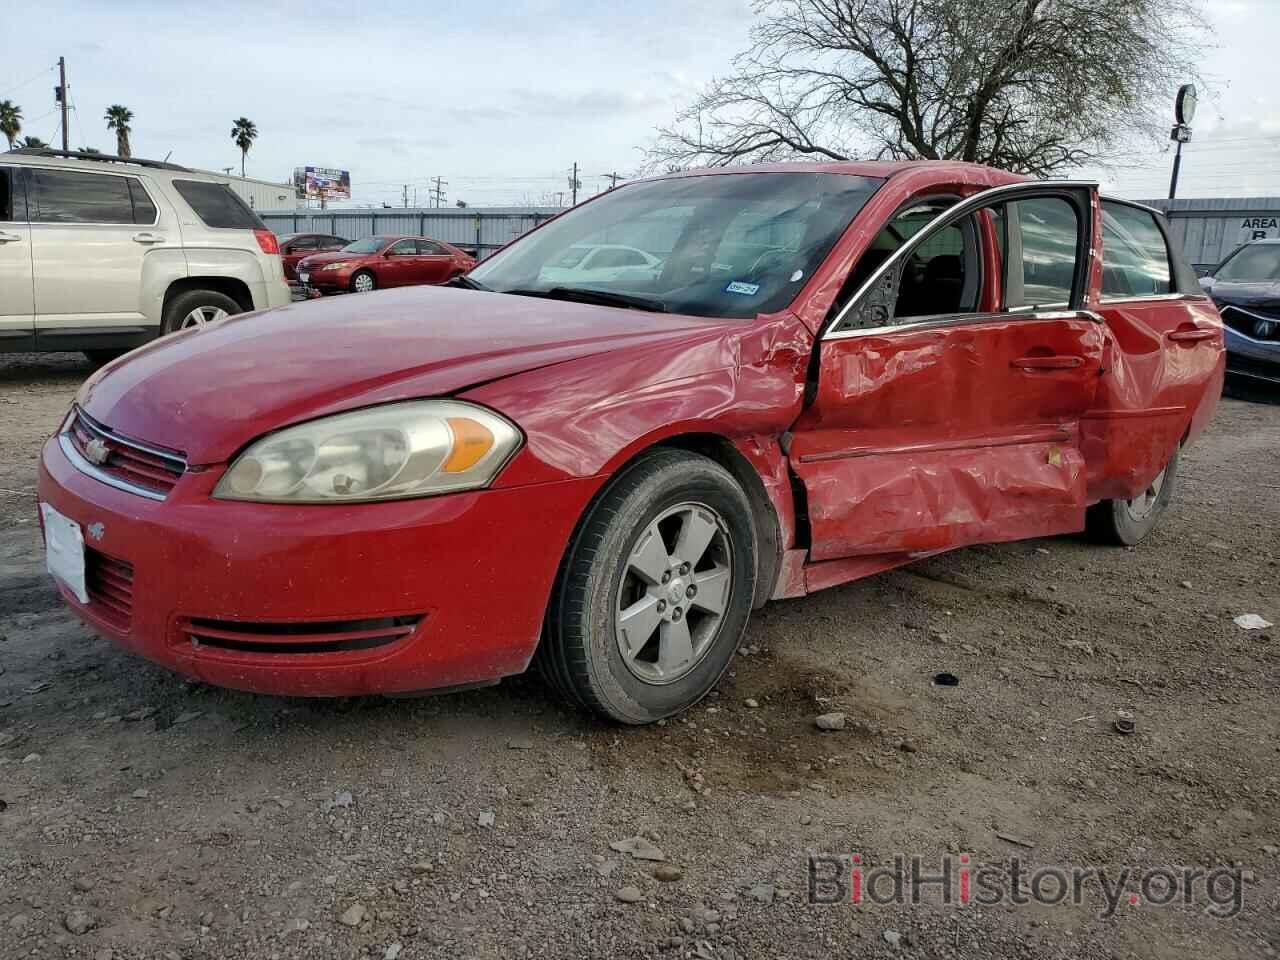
left=503, top=286, right=667, bottom=313
left=444, top=274, right=491, bottom=291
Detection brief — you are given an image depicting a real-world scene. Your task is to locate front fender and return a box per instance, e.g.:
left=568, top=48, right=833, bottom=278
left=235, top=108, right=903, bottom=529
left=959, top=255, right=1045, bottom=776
left=464, top=312, right=811, bottom=487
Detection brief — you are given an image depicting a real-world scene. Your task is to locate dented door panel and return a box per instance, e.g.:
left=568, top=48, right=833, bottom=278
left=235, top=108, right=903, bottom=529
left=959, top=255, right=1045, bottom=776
left=791, top=316, right=1104, bottom=561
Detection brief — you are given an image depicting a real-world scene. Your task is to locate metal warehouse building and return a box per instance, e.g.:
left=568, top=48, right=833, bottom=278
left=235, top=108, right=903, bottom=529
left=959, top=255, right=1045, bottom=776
left=1140, top=197, right=1280, bottom=272
left=222, top=175, right=298, bottom=211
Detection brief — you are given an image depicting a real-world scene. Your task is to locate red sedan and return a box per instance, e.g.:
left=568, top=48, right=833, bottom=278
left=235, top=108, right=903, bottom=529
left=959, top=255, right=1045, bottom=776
left=37, top=162, right=1223, bottom=723
left=297, top=235, right=476, bottom=294
left=278, top=233, right=349, bottom=281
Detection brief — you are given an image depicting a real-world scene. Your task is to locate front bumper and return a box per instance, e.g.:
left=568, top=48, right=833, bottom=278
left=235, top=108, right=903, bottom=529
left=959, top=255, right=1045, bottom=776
left=1224, top=326, right=1280, bottom=386
left=298, top=267, right=353, bottom=293
left=38, top=436, right=599, bottom=697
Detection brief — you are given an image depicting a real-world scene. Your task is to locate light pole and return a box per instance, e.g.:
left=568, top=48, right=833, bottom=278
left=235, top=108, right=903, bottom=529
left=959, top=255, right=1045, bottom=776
left=1168, top=83, right=1197, bottom=200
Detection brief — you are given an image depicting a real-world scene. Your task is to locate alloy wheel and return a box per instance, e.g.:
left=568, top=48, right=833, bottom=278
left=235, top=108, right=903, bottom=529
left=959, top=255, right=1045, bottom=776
left=614, top=502, right=734, bottom=685
left=1123, top=466, right=1167, bottom=521
left=181, top=305, right=228, bottom=329
left=353, top=273, right=375, bottom=293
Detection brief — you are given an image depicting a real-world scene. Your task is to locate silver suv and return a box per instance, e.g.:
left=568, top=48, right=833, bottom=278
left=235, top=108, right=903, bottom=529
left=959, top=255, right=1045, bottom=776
left=0, top=148, right=290, bottom=362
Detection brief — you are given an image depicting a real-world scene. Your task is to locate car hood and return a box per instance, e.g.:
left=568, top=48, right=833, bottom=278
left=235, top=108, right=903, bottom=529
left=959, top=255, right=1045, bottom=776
left=78, top=287, right=738, bottom=465
left=1210, top=279, right=1280, bottom=306
left=296, top=250, right=364, bottom=269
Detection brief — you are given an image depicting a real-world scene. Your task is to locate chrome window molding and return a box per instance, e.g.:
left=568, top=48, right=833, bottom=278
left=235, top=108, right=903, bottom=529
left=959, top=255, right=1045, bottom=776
left=821, top=179, right=1098, bottom=341
left=1098, top=292, right=1211, bottom=304
left=823, top=307, right=1105, bottom=342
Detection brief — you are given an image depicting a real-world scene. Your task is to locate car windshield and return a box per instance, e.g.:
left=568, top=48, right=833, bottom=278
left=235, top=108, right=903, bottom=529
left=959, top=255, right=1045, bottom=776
left=1217, top=244, right=1280, bottom=282
left=469, top=172, right=885, bottom=318
left=342, top=237, right=388, bottom=254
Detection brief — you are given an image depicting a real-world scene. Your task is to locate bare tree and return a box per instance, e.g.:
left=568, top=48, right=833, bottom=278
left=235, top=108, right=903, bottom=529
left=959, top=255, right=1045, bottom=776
left=647, top=0, right=1208, bottom=176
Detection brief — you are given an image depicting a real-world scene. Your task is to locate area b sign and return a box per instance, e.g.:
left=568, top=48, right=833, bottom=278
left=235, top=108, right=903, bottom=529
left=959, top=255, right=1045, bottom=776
left=300, top=167, right=351, bottom=201
left=1241, top=216, right=1279, bottom=242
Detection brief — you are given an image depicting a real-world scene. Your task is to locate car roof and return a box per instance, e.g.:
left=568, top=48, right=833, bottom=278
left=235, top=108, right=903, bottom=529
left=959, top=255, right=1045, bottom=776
left=653, top=159, right=1030, bottom=184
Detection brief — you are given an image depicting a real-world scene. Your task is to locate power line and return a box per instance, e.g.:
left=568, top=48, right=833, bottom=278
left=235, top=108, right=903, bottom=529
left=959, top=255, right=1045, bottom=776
left=0, top=63, right=56, bottom=101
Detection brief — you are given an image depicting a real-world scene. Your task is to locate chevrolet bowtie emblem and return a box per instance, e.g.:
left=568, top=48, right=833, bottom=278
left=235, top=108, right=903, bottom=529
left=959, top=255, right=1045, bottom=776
left=84, top=438, right=110, bottom=465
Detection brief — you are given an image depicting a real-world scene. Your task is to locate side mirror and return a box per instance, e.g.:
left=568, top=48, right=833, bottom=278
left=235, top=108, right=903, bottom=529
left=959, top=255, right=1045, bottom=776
left=1198, top=275, right=1215, bottom=292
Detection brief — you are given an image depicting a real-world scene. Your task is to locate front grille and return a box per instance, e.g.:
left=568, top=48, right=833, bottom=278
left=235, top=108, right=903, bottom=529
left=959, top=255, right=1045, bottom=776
left=66, top=409, right=186, bottom=498
left=184, top=615, right=422, bottom=655
left=85, top=549, right=134, bottom=629
left=1220, top=304, right=1280, bottom=342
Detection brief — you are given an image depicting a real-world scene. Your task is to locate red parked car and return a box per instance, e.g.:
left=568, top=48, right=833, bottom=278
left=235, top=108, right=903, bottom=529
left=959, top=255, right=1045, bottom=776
left=278, top=233, right=349, bottom=281
left=296, top=235, right=476, bottom=294
left=38, top=162, right=1223, bottom=723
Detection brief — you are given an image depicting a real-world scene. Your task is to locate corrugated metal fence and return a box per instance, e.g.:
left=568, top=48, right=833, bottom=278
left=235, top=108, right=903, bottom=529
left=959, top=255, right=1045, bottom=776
left=257, top=206, right=562, bottom=259
left=1140, top=197, right=1280, bottom=271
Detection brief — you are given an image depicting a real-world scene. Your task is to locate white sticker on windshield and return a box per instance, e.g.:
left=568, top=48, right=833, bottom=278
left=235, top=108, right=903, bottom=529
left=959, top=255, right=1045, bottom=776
left=724, top=281, right=761, bottom=296
left=790, top=269, right=804, bottom=282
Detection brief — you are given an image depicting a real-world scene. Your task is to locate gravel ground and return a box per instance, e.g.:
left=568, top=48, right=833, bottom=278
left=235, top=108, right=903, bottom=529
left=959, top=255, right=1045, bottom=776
left=1, top=353, right=1277, bottom=960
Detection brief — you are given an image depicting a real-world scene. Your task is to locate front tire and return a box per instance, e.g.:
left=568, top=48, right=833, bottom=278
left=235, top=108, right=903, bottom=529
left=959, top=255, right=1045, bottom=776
left=351, top=270, right=376, bottom=293
left=538, top=450, right=757, bottom=724
left=1085, top=446, right=1180, bottom=546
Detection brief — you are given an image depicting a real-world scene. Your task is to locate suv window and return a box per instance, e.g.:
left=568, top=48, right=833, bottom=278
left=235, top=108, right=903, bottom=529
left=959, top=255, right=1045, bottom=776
left=128, top=180, right=157, bottom=224
left=29, top=168, right=154, bottom=225
left=1101, top=201, right=1172, bottom=298
left=0, top=167, right=20, bottom=222
left=172, top=180, right=264, bottom=230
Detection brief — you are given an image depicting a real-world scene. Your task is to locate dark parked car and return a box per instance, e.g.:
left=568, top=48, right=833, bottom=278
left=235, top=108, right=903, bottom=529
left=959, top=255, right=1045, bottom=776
left=278, top=233, right=348, bottom=281
left=297, top=235, right=476, bottom=294
left=1199, top=238, right=1280, bottom=390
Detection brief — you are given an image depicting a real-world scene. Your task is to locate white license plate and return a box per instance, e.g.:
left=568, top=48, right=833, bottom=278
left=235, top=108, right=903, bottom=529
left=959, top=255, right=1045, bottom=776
left=41, top=503, right=88, bottom=604
left=298, top=272, right=310, bottom=283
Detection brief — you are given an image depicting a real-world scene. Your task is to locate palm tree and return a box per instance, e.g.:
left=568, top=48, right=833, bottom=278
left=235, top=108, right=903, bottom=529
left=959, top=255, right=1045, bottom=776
left=105, top=105, right=133, bottom=159
left=19, top=136, right=46, bottom=148
left=0, top=100, right=21, bottom=150
left=230, top=117, right=257, bottom=177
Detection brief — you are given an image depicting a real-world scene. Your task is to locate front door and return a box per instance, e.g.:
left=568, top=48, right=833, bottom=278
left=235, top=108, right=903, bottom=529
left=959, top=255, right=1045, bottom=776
left=0, top=164, right=35, bottom=349
left=381, top=238, right=420, bottom=287
left=790, top=183, right=1106, bottom=561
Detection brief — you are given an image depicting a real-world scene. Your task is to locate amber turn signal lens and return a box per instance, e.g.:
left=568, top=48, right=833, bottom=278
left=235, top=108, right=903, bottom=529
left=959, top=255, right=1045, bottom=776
left=442, top=418, right=495, bottom=473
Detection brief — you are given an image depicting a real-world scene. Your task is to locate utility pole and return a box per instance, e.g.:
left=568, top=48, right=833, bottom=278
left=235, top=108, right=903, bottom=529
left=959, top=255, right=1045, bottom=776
left=56, top=57, right=69, bottom=151
left=402, top=184, right=409, bottom=208
left=569, top=162, right=581, bottom=206
left=430, top=176, right=447, bottom=208
left=603, top=171, right=622, bottom=190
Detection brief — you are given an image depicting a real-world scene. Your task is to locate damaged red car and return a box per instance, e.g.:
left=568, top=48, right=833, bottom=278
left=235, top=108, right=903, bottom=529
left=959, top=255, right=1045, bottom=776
left=38, top=162, right=1224, bottom=723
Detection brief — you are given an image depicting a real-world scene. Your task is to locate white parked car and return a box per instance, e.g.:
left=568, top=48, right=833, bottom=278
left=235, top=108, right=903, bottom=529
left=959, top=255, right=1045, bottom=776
left=0, top=148, right=290, bottom=363
left=538, top=243, right=663, bottom=286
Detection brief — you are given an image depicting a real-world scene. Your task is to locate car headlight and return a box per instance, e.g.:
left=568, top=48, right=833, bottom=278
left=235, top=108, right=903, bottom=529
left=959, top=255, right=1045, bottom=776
left=320, top=261, right=350, bottom=271
left=213, top=401, right=522, bottom=503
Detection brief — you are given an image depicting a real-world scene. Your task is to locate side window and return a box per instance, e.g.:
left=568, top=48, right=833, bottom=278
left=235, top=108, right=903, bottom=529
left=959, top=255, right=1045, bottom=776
left=1100, top=201, right=1172, bottom=298
left=1005, top=198, right=1080, bottom=308
left=324, top=236, right=346, bottom=248
left=388, top=239, right=417, bottom=256
left=30, top=169, right=135, bottom=224
left=171, top=180, right=265, bottom=229
left=0, top=167, right=19, bottom=222
left=127, top=179, right=157, bottom=224
left=291, top=236, right=318, bottom=251
left=417, top=240, right=446, bottom=255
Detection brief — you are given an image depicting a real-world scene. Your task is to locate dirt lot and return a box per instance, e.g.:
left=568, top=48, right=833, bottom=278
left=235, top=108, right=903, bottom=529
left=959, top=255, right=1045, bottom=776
left=1, top=352, right=1277, bottom=960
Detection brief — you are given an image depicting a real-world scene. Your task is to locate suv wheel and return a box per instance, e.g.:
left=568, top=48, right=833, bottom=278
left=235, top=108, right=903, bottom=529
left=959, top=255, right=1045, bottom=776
left=162, top=290, right=242, bottom=335
left=537, top=449, right=756, bottom=724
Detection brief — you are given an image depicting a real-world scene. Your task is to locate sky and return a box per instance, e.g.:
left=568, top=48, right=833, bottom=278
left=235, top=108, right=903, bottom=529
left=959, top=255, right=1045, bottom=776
left=1, top=0, right=1278, bottom=208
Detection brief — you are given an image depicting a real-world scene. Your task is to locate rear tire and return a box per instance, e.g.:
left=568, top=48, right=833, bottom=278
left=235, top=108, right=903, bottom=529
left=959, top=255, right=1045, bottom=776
left=1085, top=446, right=1180, bottom=546
left=351, top=270, right=376, bottom=293
left=537, top=449, right=756, bottom=724
left=162, top=290, right=241, bottom=335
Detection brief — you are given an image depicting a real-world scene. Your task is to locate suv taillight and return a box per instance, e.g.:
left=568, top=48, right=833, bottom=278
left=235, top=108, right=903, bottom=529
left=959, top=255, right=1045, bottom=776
left=254, top=229, right=280, bottom=255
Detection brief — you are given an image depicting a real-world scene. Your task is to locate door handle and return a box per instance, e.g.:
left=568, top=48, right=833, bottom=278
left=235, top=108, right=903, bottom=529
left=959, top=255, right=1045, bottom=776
left=0, top=231, right=22, bottom=243
left=1167, top=327, right=1216, bottom=343
left=132, top=232, right=165, bottom=244
left=1011, top=355, right=1085, bottom=370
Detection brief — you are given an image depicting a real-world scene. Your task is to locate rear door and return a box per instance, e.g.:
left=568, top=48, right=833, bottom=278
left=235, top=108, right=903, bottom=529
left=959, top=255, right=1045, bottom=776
left=413, top=239, right=456, bottom=284
left=0, top=164, right=34, bottom=349
left=790, top=182, right=1106, bottom=561
left=28, top=166, right=168, bottom=346
left=1084, top=199, right=1223, bottom=501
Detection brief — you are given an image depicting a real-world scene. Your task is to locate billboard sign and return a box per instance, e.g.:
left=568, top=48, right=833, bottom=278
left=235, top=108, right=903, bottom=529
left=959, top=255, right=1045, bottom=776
left=296, top=166, right=351, bottom=201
